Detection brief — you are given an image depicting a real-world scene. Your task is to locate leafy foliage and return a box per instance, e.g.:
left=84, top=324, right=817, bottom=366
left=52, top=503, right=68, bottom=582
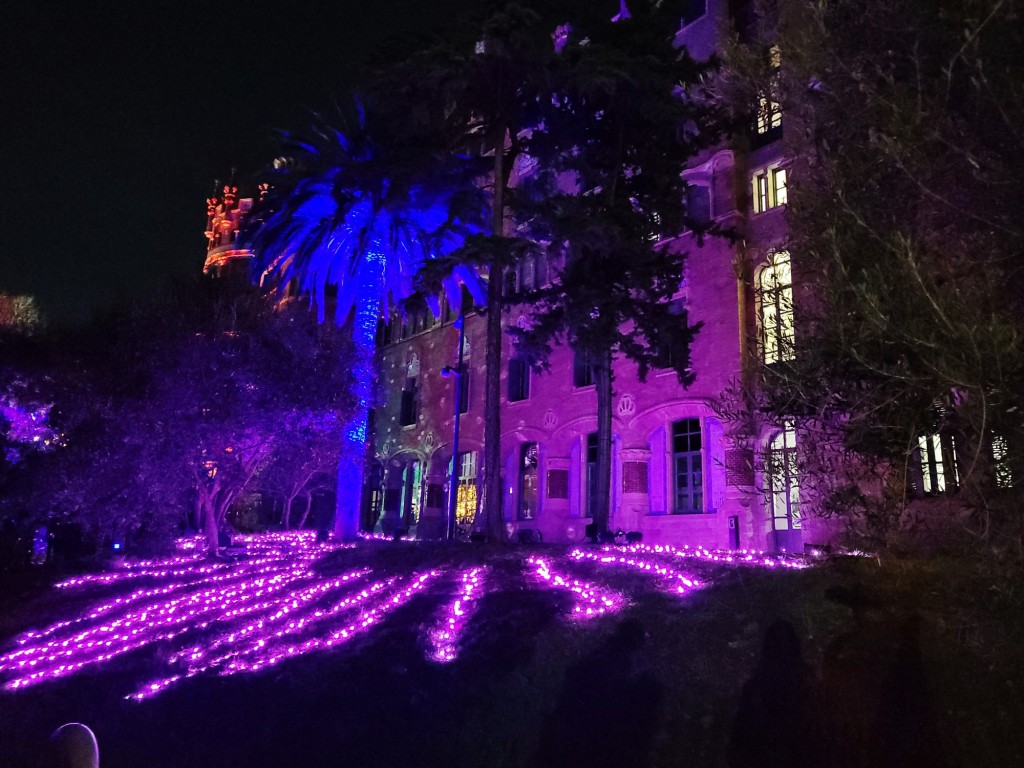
left=720, top=0, right=1024, bottom=550
left=0, top=279, right=355, bottom=555
left=507, top=2, right=720, bottom=533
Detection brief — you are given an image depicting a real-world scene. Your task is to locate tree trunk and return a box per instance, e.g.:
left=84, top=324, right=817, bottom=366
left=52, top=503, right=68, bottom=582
left=334, top=258, right=384, bottom=541
left=282, top=493, right=296, bottom=530
left=483, top=128, right=508, bottom=543
left=201, top=487, right=219, bottom=556
left=593, top=346, right=615, bottom=537
left=297, top=491, right=314, bottom=529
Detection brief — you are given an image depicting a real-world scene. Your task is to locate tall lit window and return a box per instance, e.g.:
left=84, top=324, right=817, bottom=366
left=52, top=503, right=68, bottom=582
left=766, top=422, right=800, bottom=531
left=672, top=418, right=704, bottom=514
left=757, top=251, right=795, bottom=364
left=992, top=435, right=1013, bottom=489
left=455, top=451, right=478, bottom=526
left=519, top=442, right=539, bottom=520
left=752, top=167, right=787, bottom=213
left=918, top=433, right=958, bottom=493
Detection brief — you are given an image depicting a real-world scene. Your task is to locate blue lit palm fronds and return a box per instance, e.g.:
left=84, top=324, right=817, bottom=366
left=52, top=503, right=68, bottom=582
left=243, top=105, right=489, bottom=539
left=250, top=108, right=489, bottom=324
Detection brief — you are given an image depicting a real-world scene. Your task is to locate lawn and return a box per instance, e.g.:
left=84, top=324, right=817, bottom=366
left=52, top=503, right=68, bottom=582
left=0, top=534, right=1020, bottom=768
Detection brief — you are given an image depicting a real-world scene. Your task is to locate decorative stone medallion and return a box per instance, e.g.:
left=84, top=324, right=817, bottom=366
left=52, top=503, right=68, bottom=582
left=617, top=393, right=636, bottom=417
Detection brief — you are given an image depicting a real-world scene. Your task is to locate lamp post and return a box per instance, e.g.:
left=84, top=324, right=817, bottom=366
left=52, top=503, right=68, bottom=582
left=442, top=314, right=467, bottom=541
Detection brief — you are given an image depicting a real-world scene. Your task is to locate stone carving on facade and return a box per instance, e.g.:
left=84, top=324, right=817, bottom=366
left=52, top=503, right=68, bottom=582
left=617, top=393, right=636, bottom=417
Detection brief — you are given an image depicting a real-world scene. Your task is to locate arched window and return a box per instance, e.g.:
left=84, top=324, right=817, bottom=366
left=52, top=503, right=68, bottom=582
left=757, top=250, right=795, bottom=364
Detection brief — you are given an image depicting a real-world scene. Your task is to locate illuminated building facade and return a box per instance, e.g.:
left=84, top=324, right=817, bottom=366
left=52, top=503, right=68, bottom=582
left=203, top=183, right=266, bottom=281
left=368, top=1, right=839, bottom=552
left=208, top=1, right=842, bottom=552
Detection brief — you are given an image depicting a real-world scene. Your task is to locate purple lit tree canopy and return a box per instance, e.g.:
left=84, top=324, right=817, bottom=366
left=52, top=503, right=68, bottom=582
left=1, top=279, right=356, bottom=556
left=245, top=104, right=488, bottom=540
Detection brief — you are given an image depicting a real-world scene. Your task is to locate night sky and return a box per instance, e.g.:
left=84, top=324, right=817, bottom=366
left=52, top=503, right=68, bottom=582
left=2, top=0, right=481, bottom=326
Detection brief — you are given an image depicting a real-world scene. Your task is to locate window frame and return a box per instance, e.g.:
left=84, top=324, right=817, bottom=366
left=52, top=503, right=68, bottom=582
left=752, top=166, right=787, bottom=214
left=573, top=348, right=595, bottom=388
left=399, top=377, right=418, bottom=427
left=765, top=422, right=801, bottom=531
left=518, top=442, right=539, bottom=520
left=671, top=418, right=705, bottom=515
left=917, top=432, right=959, bottom=494
left=756, top=250, right=796, bottom=365
left=455, top=451, right=478, bottom=526
left=508, top=357, right=530, bottom=403
left=585, top=432, right=599, bottom=519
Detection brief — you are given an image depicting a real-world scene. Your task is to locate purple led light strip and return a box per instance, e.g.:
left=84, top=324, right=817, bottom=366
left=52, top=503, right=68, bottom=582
left=619, top=543, right=809, bottom=569
left=527, top=557, right=626, bottom=619
left=427, top=567, right=488, bottom=663
left=3, top=564, right=364, bottom=689
left=11, top=547, right=331, bottom=650
left=2, top=533, right=360, bottom=690
left=131, top=569, right=441, bottom=699
left=568, top=548, right=703, bottom=596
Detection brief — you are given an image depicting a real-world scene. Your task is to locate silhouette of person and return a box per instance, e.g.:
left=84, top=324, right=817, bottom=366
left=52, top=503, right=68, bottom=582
left=874, top=614, right=956, bottom=768
left=729, top=619, right=822, bottom=768
left=533, top=619, right=664, bottom=768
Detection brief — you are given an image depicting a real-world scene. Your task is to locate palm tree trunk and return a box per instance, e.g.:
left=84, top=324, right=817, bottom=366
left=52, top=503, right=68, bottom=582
left=334, top=255, right=384, bottom=541
left=594, top=346, right=614, bottom=536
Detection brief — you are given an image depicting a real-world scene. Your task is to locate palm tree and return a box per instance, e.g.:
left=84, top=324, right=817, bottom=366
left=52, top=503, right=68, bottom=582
left=245, top=105, right=487, bottom=540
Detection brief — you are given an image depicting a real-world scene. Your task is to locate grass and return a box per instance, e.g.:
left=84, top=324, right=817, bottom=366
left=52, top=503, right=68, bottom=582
left=0, top=540, right=1021, bottom=768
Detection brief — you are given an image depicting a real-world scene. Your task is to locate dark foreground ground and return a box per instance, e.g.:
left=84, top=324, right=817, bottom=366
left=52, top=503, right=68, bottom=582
left=0, top=541, right=1021, bottom=768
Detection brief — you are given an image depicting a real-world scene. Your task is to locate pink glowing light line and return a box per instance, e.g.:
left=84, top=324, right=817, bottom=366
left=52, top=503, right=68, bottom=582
left=568, top=548, right=703, bottom=596
left=168, top=568, right=375, bottom=665
left=619, top=543, right=809, bottom=570
left=4, top=553, right=327, bottom=664
left=20, top=556, right=315, bottom=645
left=135, top=577, right=395, bottom=698
left=528, top=557, right=626, bottom=619
left=2, top=561, right=367, bottom=689
left=131, top=570, right=441, bottom=700
left=427, top=567, right=488, bottom=664
left=222, top=570, right=440, bottom=676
